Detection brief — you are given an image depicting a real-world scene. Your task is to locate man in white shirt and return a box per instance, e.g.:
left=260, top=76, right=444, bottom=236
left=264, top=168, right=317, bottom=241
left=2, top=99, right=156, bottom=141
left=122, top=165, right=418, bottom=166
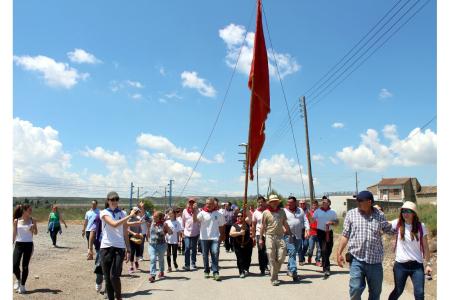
left=251, top=196, right=269, bottom=275
left=196, top=197, right=225, bottom=281
left=284, top=196, right=310, bottom=282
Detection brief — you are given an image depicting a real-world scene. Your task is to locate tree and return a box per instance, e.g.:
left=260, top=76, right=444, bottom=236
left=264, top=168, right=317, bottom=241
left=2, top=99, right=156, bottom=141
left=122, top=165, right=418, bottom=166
left=142, top=199, right=155, bottom=213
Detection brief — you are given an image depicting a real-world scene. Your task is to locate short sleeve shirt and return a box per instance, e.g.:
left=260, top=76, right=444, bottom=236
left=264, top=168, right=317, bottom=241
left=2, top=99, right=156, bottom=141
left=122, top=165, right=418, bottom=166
left=100, top=209, right=126, bottom=249
left=85, top=208, right=100, bottom=231
left=182, top=209, right=200, bottom=237
left=262, top=209, right=287, bottom=237
left=313, top=209, right=338, bottom=231
left=197, top=210, right=225, bottom=240
left=284, top=207, right=310, bottom=239
left=252, top=210, right=264, bottom=236
left=165, top=219, right=182, bottom=244
left=391, top=219, right=427, bottom=263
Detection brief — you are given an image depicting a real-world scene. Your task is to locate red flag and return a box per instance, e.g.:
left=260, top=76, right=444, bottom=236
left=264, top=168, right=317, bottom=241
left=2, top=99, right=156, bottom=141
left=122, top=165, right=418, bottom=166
left=247, top=0, right=270, bottom=180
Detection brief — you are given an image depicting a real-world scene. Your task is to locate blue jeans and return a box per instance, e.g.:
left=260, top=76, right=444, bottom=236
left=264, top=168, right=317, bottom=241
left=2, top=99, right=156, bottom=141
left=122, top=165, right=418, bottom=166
left=200, top=239, right=220, bottom=274
left=298, top=238, right=309, bottom=262
left=349, top=258, right=383, bottom=300
left=149, top=243, right=167, bottom=276
left=388, top=261, right=424, bottom=300
left=184, top=235, right=199, bottom=268
left=284, top=235, right=300, bottom=275
left=307, top=235, right=321, bottom=262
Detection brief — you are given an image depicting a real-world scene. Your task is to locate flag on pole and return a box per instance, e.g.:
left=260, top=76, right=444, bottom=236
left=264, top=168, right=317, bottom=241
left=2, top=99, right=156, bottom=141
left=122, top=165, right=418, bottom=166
left=248, top=0, right=270, bottom=180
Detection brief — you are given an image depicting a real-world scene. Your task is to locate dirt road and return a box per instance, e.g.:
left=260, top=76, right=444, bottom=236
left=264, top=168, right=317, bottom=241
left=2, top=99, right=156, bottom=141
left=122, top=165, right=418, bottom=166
left=13, top=224, right=416, bottom=299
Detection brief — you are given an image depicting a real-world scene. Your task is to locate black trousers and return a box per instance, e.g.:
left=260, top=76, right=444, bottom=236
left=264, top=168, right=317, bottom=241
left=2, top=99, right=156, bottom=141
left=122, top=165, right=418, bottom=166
left=224, top=225, right=233, bottom=251
left=138, top=234, right=146, bottom=258
left=167, top=244, right=178, bottom=268
left=317, top=229, right=333, bottom=272
left=256, top=235, right=269, bottom=272
left=234, top=242, right=253, bottom=274
left=13, top=242, right=34, bottom=285
left=100, top=247, right=125, bottom=300
left=49, top=228, right=59, bottom=246
left=129, top=239, right=140, bottom=263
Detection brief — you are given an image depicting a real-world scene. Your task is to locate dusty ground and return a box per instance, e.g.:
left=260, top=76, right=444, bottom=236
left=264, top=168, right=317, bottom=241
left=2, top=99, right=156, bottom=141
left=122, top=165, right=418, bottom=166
left=12, top=223, right=435, bottom=299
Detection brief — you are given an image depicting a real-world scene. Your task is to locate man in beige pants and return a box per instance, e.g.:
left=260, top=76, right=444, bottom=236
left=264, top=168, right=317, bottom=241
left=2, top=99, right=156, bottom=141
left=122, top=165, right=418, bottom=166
left=259, top=195, right=291, bottom=286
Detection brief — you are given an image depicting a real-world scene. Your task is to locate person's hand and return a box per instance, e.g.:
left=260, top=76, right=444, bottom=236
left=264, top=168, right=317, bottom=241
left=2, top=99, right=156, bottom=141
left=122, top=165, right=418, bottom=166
left=82, top=230, right=85, bottom=237
left=337, top=253, right=345, bottom=268
left=29, top=223, right=36, bottom=232
left=252, top=238, right=256, bottom=247
left=125, top=250, right=131, bottom=263
left=326, top=221, right=334, bottom=226
left=130, top=209, right=137, bottom=217
left=258, top=239, right=264, bottom=246
left=425, top=265, right=432, bottom=276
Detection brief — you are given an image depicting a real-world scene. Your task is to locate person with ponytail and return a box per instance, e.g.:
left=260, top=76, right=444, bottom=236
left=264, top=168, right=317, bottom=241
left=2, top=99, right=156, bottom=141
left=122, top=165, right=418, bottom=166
left=47, top=204, right=67, bottom=247
left=251, top=196, right=269, bottom=275
left=229, top=209, right=253, bottom=278
left=388, top=201, right=432, bottom=300
left=13, top=204, right=37, bottom=294
left=147, top=211, right=172, bottom=283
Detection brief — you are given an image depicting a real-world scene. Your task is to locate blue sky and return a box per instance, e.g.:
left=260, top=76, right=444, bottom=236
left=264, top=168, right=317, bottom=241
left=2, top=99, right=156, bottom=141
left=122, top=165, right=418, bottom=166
left=11, top=0, right=437, bottom=199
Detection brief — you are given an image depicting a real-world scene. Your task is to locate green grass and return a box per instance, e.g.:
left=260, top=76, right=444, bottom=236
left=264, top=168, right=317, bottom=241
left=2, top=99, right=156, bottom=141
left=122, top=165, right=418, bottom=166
left=27, top=207, right=89, bottom=222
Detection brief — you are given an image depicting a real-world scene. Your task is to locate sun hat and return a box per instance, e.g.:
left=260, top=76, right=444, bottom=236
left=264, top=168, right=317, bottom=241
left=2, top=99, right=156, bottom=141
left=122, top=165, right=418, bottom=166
left=268, top=194, right=280, bottom=203
left=401, top=201, right=417, bottom=214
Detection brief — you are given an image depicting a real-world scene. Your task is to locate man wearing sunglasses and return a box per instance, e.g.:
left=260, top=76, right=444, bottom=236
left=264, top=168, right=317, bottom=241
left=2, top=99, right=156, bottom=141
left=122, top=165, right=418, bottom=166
left=336, top=190, right=394, bottom=300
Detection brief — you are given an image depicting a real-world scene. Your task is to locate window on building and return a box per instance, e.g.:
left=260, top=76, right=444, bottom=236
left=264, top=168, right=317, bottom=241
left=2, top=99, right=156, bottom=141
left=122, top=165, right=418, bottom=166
left=393, top=189, right=400, bottom=196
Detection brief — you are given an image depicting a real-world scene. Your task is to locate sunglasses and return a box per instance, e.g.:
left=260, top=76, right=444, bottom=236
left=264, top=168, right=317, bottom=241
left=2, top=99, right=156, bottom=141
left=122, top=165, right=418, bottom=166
left=401, top=209, right=414, bottom=214
left=108, top=197, right=119, bottom=202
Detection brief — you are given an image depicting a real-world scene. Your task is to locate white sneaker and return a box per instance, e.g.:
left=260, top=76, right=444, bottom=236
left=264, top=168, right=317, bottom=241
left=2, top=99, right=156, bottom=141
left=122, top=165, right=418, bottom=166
left=95, top=283, right=102, bottom=293
left=18, top=285, right=26, bottom=294
left=13, top=280, right=19, bottom=291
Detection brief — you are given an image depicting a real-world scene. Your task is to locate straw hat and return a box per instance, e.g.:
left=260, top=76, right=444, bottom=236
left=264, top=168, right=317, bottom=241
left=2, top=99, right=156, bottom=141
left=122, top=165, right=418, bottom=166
left=401, top=201, right=417, bottom=214
left=268, top=194, right=280, bottom=203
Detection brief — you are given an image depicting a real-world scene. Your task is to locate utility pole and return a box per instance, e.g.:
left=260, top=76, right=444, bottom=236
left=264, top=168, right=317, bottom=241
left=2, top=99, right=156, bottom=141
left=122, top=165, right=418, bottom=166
left=266, top=177, right=272, bottom=198
left=256, top=159, right=260, bottom=196
left=355, top=172, right=359, bottom=195
left=137, top=186, right=140, bottom=202
left=129, top=182, right=134, bottom=211
left=169, top=179, right=174, bottom=207
left=300, top=96, right=315, bottom=205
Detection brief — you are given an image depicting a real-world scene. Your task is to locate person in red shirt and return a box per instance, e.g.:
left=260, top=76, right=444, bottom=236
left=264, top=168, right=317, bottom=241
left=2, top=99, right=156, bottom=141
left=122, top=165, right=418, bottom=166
left=307, top=200, right=321, bottom=266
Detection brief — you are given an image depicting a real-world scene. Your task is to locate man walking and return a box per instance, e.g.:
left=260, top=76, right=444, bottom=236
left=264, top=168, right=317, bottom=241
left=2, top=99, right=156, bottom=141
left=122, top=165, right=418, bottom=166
left=298, top=199, right=310, bottom=266
left=182, top=197, right=200, bottom=271
left=284, top=196, right=310, bottom=282
left=336, top=191, right=394, bottom=300
left=309, top=196, right=338, bottom=278
left=260, top=195, right=291, bottom=286
left=197, top=197, right=225, bottom=280
left=223, top=202, right=235, bottom=252
left=251, top=196, right=269, bottom=275
left=307, top=200, right=321, bottom=266
left=82, top=200, right=100, bottom=259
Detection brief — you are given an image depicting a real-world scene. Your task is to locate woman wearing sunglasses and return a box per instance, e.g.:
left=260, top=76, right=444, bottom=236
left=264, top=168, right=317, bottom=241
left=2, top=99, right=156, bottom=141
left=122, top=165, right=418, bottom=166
left=388, top=201, right=432, bottom=300
left=229, top=208, right=253, bottom=278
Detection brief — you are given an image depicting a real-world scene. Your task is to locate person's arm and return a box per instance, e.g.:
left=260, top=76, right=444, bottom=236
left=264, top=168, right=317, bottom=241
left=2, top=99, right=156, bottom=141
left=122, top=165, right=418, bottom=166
left=193, top=206, right=199, bottom=222
left=259, top=214, right=266, bottom=246
left=59, top=213, right=68, bottom=228
left=326, top=212, right=339, bottom=226
left=82, top=216, right=88, bottom=237
left=283, top=218, right=291, bottom=235
left=30, top=218, right=38, bottom=235
left=229, top=226, right=243, bottom=238
left=336, top=236, right=349, bottom=267
left=47, top=214, right=51, bottom=232
left=219, top=225, right=225, bottom=242
left=422, top=236, right=432, bottom=275
left=13, top=219, right=18, bottom=244
left=164, top=223, right=173, bottom=235
left=88, top=230, right=95, bottom=256
left=102, top=210, right=136, bottom=228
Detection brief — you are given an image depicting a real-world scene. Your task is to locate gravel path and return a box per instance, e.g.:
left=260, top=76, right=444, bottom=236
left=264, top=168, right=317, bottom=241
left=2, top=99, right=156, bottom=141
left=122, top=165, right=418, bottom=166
left=13, top=224, right=417, bottom=299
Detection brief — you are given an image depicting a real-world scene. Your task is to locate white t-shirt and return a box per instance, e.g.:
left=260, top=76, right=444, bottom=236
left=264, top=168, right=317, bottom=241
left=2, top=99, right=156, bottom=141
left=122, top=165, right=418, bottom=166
left=391, top=219, right=428, bottom=263
left=100, top=209, right=126, bottom=249
left=197, top=210, right=225, bottom=240
left=284, top=207, right=310, bottom=239
left=252, top=209, right=264, bottom=236
left=176, top=216, right=184, bottom=230
left=165, top=219, right=183, bottom=244
left=313, top=208, right=338, bottom=231
left=15, top=219, right=34, bottom=242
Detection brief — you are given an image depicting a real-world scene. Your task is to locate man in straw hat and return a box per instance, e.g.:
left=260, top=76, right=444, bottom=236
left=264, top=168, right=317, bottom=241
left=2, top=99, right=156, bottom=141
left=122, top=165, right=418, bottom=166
left=259, top=194, right=291, bottom=286
left=336, top=190, right=395, bottom=300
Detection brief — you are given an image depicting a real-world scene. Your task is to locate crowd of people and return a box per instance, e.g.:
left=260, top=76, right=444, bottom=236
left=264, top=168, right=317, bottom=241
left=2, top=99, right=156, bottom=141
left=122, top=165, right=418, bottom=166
left=12, top=190, right=433, bottom=300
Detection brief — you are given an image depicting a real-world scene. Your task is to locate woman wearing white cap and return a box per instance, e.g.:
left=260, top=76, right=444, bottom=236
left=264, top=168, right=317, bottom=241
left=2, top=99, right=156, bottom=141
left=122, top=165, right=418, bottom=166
left=388, top=201, right=432, bottom=300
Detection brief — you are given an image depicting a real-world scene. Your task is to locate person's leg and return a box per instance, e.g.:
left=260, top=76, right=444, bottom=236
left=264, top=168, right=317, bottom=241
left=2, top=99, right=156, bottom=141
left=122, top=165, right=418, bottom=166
left=224, top=225, right=231, bottom=251
left=86, top=231, right=91, bottom=249
left=211, top=240, right=220, bottom=275
left=129, top=241, right=136, bottom=264
left=158, top=244, right=167, bottom=274
left=110, top=248, right=125, bottom=299
left=349, top=259, right=367, bottom=300
left=325, top=231, right=334, bottom=272
left=191, top=235, right=198, bottom=267
left=365, top=263, right=383, bottom=300
left=388, top=262, right=410, bottom=300
left=166, top=244, right=172, bottom=269
left=13, top=243, right=23, bottom=283
left=201, top=240, right=211, bottom=274
left=317, top=230, right=326, bottom=271
left=315, top=236, right=321, bottom=262
left=410, top=262, right=425, bottom=300
left=100, top=248, right=115, bottom=300
left=284, top=236, right=298, bottom=275
left=20, top=243, right=33, bottom=286
left=265, top=235, right=277, bottom=282
left=256, top=235, right=264, bottom=273
left=244, top=242, right=253, bottom=272
left=277, top=237, right=287, bottom=272
left=50, top=229, right=57, bottom=246
left=173, top=244, right=178, bottom=269
left=301, top=238, right=309, bottom=262
left=184, top=236, right=191, bottom=268
left=307, top=236, right=315, bottom=260
left=148, top=244, right=157, bottom=277
left=234, top=245, right=243, bottom=274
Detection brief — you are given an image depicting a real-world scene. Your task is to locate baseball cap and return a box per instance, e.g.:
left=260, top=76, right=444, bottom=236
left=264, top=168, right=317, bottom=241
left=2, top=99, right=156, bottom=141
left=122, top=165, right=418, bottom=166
left=356, top=191, right=374, bottom=202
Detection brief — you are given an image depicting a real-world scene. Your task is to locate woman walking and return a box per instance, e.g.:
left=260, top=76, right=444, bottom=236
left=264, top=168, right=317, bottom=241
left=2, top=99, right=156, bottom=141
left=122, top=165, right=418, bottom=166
left=229, top=210, right=253, bottom=278
left=127, top=208, right=144, bottom=274
left=388, top=201, right=432, bottom=300
left=13, top=204, right=37, bottom=294
left=148, top=211, right=172, bottom=282
left=100, top=191, right=137, bottom=300
left=165, top=208, right=183, bottom=272
left=47, top=204, right=67, bottom=247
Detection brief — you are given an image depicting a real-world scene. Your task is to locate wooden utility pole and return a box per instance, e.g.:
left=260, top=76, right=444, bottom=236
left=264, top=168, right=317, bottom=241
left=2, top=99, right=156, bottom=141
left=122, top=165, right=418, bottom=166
left=300, top=96, right=315, bottom=205
left=355, top=172, right=359, bottom=195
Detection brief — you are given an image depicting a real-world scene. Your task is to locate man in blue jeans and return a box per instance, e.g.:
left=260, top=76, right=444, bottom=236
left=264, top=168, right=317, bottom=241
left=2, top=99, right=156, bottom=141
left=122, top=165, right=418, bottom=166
left=181, top=198, right=200, bottom=271
left=196, top=197, right=225, bottom=280
left=336, top=191, right=394, bottom=300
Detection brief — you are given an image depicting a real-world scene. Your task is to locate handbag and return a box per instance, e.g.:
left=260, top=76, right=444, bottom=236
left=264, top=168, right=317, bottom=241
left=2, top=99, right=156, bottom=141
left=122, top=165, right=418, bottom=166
left=130, top=236, right=143, bottom=245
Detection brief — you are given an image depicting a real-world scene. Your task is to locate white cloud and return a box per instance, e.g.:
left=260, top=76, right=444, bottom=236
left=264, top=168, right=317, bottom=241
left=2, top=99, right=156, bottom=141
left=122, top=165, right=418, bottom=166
left=14, top=55, right=89, bottom=89
left=158, top=98, right=167, bottom=104
left=136, top=133, right=223, bottom=164
left=332, top=122, right=344, bottom=129
left=336, top=125, right=436, bottom=171
left=110, top=80, right=144, bottom=93
left=159, top=66, right=166, bottom=76
left=258, top=154, right=310, bottom=184
left=82, top=147, right=127, bottom=169
left=164, top=91, right=182, bottom=100
left=219, top=23, right=300, bottom=79
left=181, top=71, right=217, bottom=98
left=214, top=153, right=225, bottom=163
left=131, top=93, right=143, bottom=100
left=312, top=154, right=325, bottom=162
left=379, top=88, right=393, bottom=99
left=126, top=80, right=144, bottom=88
left=67, top=48, right=101, bottom=64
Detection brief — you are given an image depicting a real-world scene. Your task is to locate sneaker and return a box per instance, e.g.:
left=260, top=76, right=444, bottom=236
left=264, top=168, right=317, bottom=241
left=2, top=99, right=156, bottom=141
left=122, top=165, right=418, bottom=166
left=13, top=280, right=19, bottom=291
left=182, top=266, right=190, bottom=272
left=149, top=276, right=155, bottom=283
left=260, top=270, right=265, bottom=276
left=271, top=280, right=280, bottom=286
left=292, top=274, right=299, bottom=282
left=168, top=267, right=172, bottom=272
left=95, top=283, right=102, bottom=293
left=239, top=273, right=245, bottom=278
left=315, top=261, right=322, bottom=267
left=324, top=270, right=330, bottom=279
left=299, top=261, right=304, bottom=266
left=307, top=256, right=312, bottom=264
left=128, top=267, right=134, bottom=275
left=287, top=271, right=292, bottom=277
left=175, top=266, right=179, bottom=271
left=204, top=273, right=210, bottom=279
left=213, top=273, right=221, bottom=281
left=138, top=256, right=144, bottom=261
left=158, top=272, right=165, bottom=278
left=18, top=285, right=26, bottom=294
left=135, top=261, right=139, bottom=269
left=191, top=265, right=197, bottom=271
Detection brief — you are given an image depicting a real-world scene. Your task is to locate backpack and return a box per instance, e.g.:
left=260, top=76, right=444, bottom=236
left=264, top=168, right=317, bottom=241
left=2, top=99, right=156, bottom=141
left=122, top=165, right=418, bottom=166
left=394, top=221, right=424, bottom=255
